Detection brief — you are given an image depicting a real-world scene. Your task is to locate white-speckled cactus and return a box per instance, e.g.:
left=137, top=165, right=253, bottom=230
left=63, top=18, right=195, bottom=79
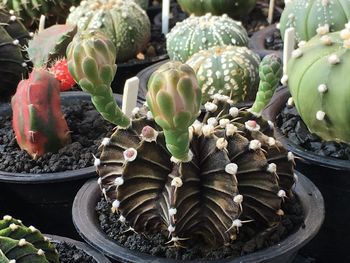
left=280, top=0, right=350, bottom=43
left=67, top=0, right=151, bottom=62
left=166, top=13, right=249, bottom=62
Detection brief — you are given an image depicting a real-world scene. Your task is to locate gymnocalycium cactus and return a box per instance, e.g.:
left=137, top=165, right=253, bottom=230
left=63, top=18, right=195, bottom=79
left=280, top=0, right=350, bottom=43
left=0, top=215, right=59, bottom=263
left=166, top=13, right=249, bottom=62
left=186, top=45, right=260, bottom=103
left=66, top=30, right=130, bottom=128
left=96, top=61, right=296, bottom=248
left=285, top=25, right=350, bottom=144
left=11, top=69, right=71, bottom=160
left=67, top=0, right=151, bottom=62
left=177, top=0, right=256, bottom=18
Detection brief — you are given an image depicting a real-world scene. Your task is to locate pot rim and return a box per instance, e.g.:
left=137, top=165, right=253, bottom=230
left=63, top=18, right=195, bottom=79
left=72, top=172, right=324, bottom=263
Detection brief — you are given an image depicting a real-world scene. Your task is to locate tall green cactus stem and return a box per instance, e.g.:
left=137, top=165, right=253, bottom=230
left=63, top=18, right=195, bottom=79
left=146, top=62, right=201, bottom=161
left=177, top=0, right=256, bottom=18
left=67, top=0, right=151, bottom=62
left=286, top=27, right=350, bottom=143
left=166, top=13, right=249, bottom=62
left=280, top=0, right=350, bottom=43
left=250, top=54, right=283, bottom=116
left=67, top=30, right=130, bottom=128
left=0, top=215, right=59, bottom=263
left=186, top=45, right=260, bottom=103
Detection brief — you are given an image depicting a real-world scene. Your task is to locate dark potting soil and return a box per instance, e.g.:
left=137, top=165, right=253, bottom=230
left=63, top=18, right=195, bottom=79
left=55, top=241, right=97, bottom=263
left=96, top=195, right=304, bottom=260
left=264, top=27, right=283, bottom=51
left=0, top=101, right=115, bottom=173
left=277, top=103, right=350, bottom=160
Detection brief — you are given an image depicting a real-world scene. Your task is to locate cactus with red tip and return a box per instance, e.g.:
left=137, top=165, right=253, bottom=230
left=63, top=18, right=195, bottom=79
left=11, top=69, right=71, bottom=160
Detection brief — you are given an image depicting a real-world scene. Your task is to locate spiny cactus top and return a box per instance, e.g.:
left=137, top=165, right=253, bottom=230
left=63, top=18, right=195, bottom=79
left=177, top=0, right=256, bottom=18
left=280, top=0, right=350, bottom=43
left=67, top=0, right=151, bottom=62
left=166, top=13, right=249, bottom=62
left=0, top=215, right=59, bottom=263
left=285, top=25, right=350, bottom=144
left=186, top=45, right=260, bottom=103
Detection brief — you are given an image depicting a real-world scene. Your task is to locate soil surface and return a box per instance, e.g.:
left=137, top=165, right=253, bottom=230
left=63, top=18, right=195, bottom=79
left=277, top=103, right=350, bottom=160
left=96, top=194, right=304, bottom=260
left=55, top=241, right=97, bottom=263
left=264, top=27, right=283, bottom=51
left=0, top=101, right=115, bottom=173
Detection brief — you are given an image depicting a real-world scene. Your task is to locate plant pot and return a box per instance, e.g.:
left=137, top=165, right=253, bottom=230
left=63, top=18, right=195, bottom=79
left=264, top=86, right=350, bottom=262
left=72, top=172, right=324, bottom=263
left=0, top=91, right=121, bottom=239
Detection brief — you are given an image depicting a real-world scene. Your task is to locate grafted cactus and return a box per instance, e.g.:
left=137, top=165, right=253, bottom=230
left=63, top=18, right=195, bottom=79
left=0, top=215, right=59, bottom=263
left=286, top=26, right=350, bottom=144
left=67, top=0, right=151, bottom=62
left=186, top=45, right=260, bottom=103
left=166, top=13, right=248, bottom=62
left=177, top=0, right=256, bottom=18
left=280, top=0, right=350, bottom=43
left=96, top=62, right=296, bottom=248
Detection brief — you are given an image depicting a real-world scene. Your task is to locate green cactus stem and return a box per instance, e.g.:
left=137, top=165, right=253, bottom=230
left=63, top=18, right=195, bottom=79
left=67, top=30, right=130, bottom=128
left=250, top=54, right=283, bottom=116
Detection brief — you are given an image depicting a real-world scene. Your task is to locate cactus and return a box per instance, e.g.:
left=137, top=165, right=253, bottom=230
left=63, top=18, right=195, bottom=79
left=11, top=69, right=71, bottom=160
left=67, top=0, right=151, bottom=62
left=0, top=9, right=30, bottom=101
left=166, top=13, right=249, bottom=62
left=177, top=0, right=256, bottom=18
left=0, top=215, right=59, bottom=263
left=133, top=0, right=149, bottom=9
left=66, top=30, right=130, bottom=128
left=186, top=45, right=260, bottom=103
left=96, top=61, right=296, bottom=248
left=286, top=26, right=350, bottom=144
left=280, top=0, right=350, bottom=43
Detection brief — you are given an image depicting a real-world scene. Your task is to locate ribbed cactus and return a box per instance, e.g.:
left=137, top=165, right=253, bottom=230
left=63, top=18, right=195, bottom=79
left=0, top=215, right=59, bottom=263
left=96, top=61, right=296, bottom=248
left=286, top=26, right=350, bottom=144
left=67, top=30, right=130, bottom=128
left=166, top=13, right=249, bottom=62
left=280, top=0, right=350, bottom=43
left=11, top=69, right=71, bottom=160
left=0, top=9, right=30, bottom=101
left=177, top=0, right=256, bottom=18
left=186, top=45, right=260, bottom=103
left=67, top=0, right=151, bottom=62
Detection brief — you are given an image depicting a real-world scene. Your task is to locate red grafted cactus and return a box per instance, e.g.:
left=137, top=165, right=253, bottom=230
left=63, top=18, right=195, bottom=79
left=49, top=58, right=76, bottom=91
left=11, top=69, right=71, bottom=159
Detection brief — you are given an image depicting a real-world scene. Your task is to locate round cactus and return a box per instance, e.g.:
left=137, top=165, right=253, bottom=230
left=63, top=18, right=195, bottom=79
left=280, top=0, right=350, bottom=43
left=286, top=25, right=350, bottom=143
left=186, top=45, right=260, bottom=103
left=166, top=13, right=249, bottom=62
left=67, top=0, right=151, bottom=62
left=177, top=0, right=256, bottom=18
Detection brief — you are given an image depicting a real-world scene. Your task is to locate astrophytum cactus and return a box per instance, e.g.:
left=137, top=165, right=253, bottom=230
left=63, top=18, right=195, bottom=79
left=66, top=30, right=130, bottom=128
left=166, top=13, right=249, bottom=62
left=95, top=61, right=296, bottom=248
left=11, top=69, right=71, bottom=160
left=186, top=45, right=260, bottom=103
left=285, top=25, right=350, bottom=144
left=0, top=215, right=59, bottom=263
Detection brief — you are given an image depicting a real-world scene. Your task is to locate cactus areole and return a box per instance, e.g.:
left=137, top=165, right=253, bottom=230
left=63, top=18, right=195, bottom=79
left=11, top=69, right=71, bottom=160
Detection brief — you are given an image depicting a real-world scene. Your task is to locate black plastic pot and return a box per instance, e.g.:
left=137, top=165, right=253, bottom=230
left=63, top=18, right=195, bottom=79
left=0, top=91, right=121, bottom=238
left=265, top=87, right=350, bottom=263
left=72, top=172, right=324, bottom=263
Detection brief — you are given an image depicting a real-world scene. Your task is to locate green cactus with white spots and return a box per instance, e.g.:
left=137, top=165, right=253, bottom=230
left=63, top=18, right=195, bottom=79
left=166, top=13, right=249, bottom=62
left=66, top=30, right=130, bottom=128
left=0, top=215, right=59, bottom=263
left=286, top=26, right=350, bottom=143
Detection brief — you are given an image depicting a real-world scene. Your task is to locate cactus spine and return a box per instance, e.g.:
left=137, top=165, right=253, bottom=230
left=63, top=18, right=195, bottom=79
left=166, top=13, right=249, bottom=62
left=11, top=69, right=71, bottom=160
left=186, top=45, right=260, bottom=103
